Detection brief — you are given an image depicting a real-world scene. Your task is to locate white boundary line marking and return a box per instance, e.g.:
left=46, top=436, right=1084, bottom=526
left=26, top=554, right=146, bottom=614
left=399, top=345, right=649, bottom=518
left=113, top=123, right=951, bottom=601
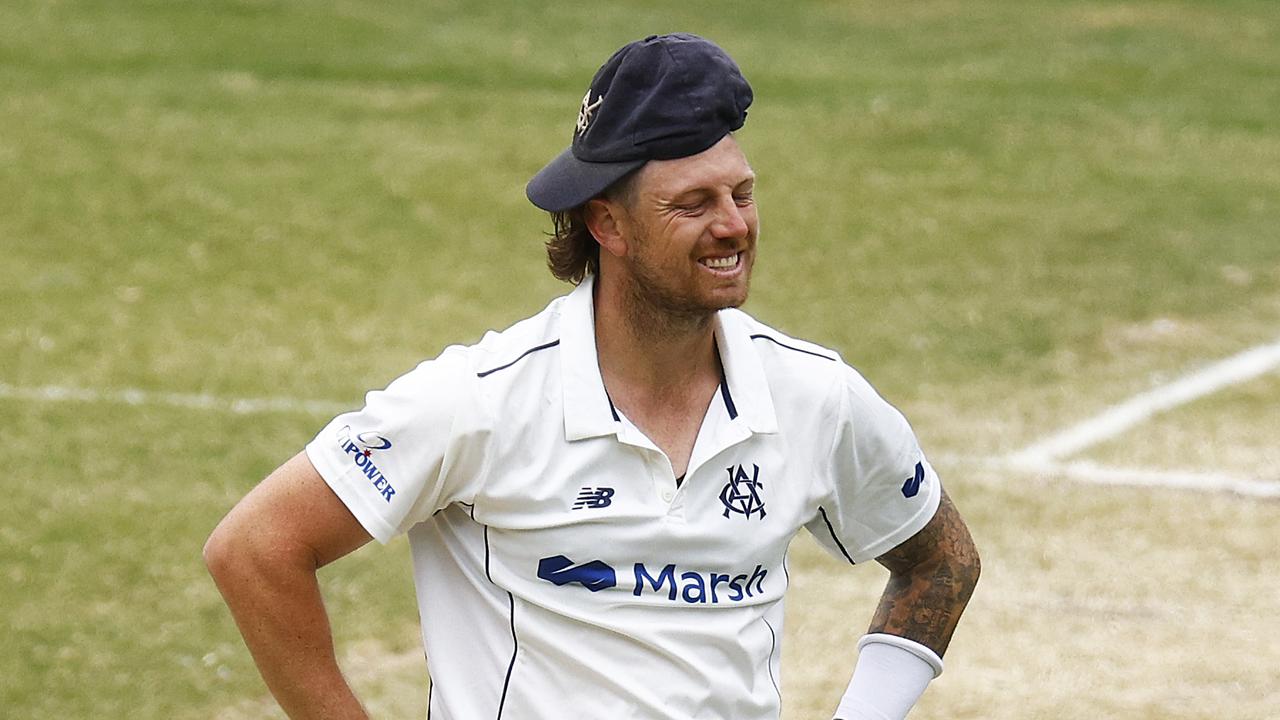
left=1010, top=337, right=1280, bottom=464
left=0, top=382, right=351, bottom=416
left=941, top=454, right=1280, bottom=499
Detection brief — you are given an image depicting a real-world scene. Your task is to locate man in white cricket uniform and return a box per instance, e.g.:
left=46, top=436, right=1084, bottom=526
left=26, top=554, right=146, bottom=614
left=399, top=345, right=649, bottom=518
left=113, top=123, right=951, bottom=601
left=205, top=33, right=980, bottom=720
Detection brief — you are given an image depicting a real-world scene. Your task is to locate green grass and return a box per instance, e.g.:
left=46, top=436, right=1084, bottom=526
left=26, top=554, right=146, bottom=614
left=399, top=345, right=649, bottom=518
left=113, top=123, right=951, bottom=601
left=3, top=1, right=1279, bottom=718
left=0, top=401, right=419, bottom=718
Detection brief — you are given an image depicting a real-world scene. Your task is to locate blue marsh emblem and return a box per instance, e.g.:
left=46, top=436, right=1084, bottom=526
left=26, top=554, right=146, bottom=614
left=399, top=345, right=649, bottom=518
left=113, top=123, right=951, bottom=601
left=720, top=463, right=766, bottom=520
left=537, top=555, right=617, bottom=592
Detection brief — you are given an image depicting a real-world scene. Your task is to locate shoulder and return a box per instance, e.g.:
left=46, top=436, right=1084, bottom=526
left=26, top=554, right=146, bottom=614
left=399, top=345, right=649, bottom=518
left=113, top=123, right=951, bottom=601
left=734, top=314, right=842, bottom=365
left=468, top=294, right=568, bottom=381
left=723, top=309, right=846, bottom=391
left=366, top=293, right=568, bottom=413
left=722, top=309, right=904, bottom=427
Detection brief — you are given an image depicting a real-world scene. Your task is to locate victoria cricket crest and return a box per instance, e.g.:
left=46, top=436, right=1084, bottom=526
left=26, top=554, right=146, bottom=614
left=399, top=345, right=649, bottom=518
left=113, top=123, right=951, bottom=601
left=720, top=464, right=766, bottom=520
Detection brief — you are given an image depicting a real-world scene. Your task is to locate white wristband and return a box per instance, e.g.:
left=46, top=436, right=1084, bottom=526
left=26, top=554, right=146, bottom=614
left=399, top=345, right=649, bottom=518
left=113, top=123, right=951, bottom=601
left=857, top=633, right=944, bottom=678
left=833, top=634, right=942, bottom=720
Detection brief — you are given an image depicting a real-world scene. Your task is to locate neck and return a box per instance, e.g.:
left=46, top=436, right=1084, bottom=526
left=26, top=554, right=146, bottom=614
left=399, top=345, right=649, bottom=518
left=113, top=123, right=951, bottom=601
left=592, top=273, right=720, bottom=392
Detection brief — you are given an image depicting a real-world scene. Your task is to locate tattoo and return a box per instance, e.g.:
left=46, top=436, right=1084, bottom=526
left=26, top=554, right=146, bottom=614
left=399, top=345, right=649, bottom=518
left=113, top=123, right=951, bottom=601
left=870, top=487, right=980, bottom=657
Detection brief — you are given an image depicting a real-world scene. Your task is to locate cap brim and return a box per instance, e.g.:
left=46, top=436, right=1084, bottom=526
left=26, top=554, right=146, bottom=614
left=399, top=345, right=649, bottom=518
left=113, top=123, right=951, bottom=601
left=526, top=147, right=647, bottom=212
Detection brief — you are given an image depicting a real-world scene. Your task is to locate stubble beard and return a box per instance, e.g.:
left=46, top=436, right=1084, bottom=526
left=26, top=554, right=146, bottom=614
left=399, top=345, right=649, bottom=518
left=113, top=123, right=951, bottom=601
left=621, top=245, right=750, bottom=343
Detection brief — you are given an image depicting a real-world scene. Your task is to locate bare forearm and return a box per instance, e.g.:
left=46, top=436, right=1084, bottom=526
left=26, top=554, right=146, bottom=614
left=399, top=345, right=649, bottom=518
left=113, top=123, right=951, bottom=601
left=206, top=542, right=368, bottom=719
left=870, top=489, right=980, bottom=656
left=204, top=452, right=375, bottom=718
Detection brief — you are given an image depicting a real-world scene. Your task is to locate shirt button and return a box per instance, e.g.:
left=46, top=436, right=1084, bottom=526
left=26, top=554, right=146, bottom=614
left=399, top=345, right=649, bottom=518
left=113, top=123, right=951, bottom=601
left=661, top=490, right=673, bottom=502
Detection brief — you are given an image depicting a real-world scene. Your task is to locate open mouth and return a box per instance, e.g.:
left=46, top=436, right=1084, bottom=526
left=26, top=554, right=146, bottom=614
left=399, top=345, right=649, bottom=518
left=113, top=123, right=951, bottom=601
left=700, top=253, right=740, bottom=270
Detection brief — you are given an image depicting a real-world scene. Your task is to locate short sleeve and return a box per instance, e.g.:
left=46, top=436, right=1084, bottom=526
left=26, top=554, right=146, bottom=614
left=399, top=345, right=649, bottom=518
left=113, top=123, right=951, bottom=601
left=806, top=365, right=941, bottom=564
left=305, top=345, right=484, bottom=544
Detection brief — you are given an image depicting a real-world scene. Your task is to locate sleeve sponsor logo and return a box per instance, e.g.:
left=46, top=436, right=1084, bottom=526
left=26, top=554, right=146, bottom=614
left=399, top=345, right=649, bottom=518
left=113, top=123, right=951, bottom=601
left=901, top=461, right=925, bottom=498
left=337, top=424, right=392, bottom=453
left=335, top=425, right=396, bottom=503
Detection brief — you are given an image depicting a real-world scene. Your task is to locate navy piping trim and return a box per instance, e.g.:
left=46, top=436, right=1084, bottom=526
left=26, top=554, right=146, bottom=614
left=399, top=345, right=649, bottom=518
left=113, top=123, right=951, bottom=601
left=496, top=591, right=518, bottom=720
left=714, top=339, right=738, bottom=419
left=762, top=616, right=782, bottom=703
left=750, top=333, right=837, bottom=361
left=818, top=506, right=856, bottom=565
left=604, top=387, right=620, bottom=422
left=719, top=381, right=738, bottom=420
left=483, top=525, right=492, bottom=581
left=426, top=677, right=433, bottom=720
left=482, top=525, right=519, bottom=720
left=477, top=339, right=561, bottom=378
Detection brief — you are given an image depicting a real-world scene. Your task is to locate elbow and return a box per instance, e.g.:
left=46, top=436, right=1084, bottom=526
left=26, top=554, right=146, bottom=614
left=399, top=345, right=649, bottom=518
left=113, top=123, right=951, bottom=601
left=969, top=555, right=982, bottom=600
left=203, top=513, right=318, bottom=592
left=959, top=540, right=982, bottom=603
left=203, top=519, right=272, bottom=598
left=202, top=519, right=239, bottom=586
left=202, top=527, right=226, bottom=579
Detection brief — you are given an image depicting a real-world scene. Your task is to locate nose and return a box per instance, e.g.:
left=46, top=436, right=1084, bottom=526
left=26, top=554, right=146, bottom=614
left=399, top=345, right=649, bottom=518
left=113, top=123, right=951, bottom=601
left=709, top=195, right=750, bottom=240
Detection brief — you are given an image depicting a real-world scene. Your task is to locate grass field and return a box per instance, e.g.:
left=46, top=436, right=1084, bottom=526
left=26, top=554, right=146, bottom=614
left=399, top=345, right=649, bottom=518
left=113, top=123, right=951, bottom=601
left=3, top=1, right=1279, bottom=718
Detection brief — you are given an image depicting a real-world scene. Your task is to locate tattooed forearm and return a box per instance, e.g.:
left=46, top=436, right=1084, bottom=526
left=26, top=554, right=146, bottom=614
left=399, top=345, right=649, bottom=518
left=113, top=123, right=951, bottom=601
left=869, top=487, right=980, bottom=657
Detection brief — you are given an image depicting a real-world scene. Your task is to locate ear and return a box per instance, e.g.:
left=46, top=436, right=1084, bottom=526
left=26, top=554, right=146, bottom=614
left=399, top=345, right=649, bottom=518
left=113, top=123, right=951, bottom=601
left=583, top=198, right=629, bottom=259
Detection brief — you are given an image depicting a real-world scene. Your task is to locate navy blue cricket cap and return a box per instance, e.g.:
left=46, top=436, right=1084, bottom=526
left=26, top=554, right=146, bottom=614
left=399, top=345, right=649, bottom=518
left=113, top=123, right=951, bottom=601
left=526, top=33, right=753, bottom=212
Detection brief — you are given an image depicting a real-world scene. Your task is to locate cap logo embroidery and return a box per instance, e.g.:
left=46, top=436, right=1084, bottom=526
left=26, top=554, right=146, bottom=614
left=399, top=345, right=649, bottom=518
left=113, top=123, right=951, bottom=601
left=575, top=90, right=604, bottom=135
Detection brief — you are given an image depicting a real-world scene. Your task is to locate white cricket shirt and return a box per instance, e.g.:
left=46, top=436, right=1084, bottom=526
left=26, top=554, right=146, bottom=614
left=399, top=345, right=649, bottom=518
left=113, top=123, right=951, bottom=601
left=305, top=275, right=941, bottom=720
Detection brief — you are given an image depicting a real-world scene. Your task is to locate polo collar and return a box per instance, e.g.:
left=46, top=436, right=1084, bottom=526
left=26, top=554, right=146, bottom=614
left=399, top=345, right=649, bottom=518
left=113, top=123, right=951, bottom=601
left=714, top=308, right=779, bottom=435
left=560, top=275, right=779, bottom=441
left=560, top=276, right=617, bottom=441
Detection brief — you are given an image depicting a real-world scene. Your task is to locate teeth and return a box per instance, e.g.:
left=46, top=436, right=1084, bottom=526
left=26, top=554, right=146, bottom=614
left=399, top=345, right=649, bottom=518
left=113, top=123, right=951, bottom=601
left=703, top=254, right=739, bottom=269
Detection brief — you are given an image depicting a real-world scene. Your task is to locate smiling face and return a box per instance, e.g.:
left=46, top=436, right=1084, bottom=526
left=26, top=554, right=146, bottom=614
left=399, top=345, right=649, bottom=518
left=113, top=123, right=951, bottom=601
left=604, top=135, right=759, bottom=325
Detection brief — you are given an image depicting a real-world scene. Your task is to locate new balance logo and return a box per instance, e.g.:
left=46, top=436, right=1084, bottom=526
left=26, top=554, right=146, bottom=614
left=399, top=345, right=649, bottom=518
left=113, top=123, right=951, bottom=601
left=572, top=486, right=615, bottom=509
left=536, top=555, right=617, bottom=592
left=902, top=461, right=925, bottom=498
